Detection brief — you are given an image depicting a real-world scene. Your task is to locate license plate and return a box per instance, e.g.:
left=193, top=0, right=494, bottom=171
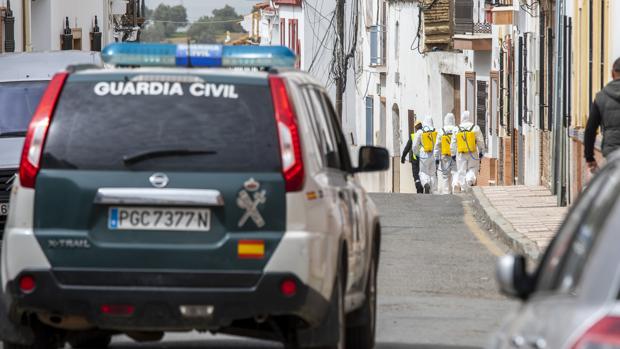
left=108, top=207, right=211, bottom=231
left=0, top=203, right=8, bottom=216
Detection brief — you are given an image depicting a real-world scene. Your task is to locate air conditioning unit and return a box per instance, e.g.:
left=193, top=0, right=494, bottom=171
left=111, top=0, right=129, bottom=15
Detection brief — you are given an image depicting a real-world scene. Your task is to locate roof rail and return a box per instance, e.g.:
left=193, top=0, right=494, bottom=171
left=268, top=67, right=296, bottom=75
left=66, top=64, right=101, bottom=73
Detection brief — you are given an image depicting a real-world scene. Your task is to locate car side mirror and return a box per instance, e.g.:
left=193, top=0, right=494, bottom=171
left=355, top=146, right=390, bottom=173
left=496, top=255, right=535, bottom=300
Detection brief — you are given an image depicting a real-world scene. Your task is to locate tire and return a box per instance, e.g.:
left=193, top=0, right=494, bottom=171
left=345, top=256, right=377, bottom=349
left=69, top=332, right=112, bottom=349
left=2, top=333, right=60, bottom=349
left=2, top=319, right=62, bottom=349
left=289, top=264, right=346, bottom=349
left=317, top=268, right=345, bottom=349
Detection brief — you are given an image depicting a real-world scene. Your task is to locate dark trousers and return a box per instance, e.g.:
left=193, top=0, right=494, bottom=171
left=411, top=160, right=423, bottom=194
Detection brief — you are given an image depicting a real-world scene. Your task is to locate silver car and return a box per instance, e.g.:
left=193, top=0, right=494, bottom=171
left=0, top=51, right=101, bottom=234
left=489, top=151, right=620, bottom=349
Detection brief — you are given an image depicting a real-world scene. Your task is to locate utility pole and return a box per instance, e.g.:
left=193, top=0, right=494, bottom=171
left=335, top=0, right=345, bottom=124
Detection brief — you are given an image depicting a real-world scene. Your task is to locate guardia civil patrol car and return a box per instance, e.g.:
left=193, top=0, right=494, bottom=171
left=0, top=44, right=388, bottom=349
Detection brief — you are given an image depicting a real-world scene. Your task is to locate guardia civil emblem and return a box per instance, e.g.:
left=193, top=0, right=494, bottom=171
left=237, top=178, right=266, bottom=228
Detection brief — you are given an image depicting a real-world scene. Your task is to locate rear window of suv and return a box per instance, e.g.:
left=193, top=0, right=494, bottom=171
left=0, top=81, right=47, bottom=137
left=42, top=76, right=281, bottom=172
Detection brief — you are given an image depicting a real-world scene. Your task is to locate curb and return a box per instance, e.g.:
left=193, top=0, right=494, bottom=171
left=469, top=187, right=541, bottom=261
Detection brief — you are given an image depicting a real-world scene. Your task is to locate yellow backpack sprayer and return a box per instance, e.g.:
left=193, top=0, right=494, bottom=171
left=421, top=128, right=437, bottom=153
left=441, top=128, right=453, bottom=156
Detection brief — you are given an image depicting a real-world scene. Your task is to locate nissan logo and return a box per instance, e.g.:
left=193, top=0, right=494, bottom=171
left=149, top=173, right=169, bottom=188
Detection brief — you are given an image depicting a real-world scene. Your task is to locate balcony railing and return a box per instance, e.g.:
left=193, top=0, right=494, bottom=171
left=487, top=0, right=513, bottom=6
left=369, top=25, right=386, bottom=67
left=474, top=23, right=492, bottom=34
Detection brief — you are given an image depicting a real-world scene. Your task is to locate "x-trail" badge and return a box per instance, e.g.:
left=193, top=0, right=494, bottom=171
left=237, top=178, right=266, bottom=228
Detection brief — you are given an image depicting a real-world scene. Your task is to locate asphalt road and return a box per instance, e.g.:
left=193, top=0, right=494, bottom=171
left=102, top=193, right=517, bottom=349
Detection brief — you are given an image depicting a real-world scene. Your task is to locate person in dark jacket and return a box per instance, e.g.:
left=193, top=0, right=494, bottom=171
left=401, top=121, right=424, bottom=193
left=585, top=57, right=620, bottom=172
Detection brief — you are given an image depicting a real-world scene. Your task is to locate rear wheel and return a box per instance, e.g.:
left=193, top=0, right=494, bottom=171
left=345, top=255, right=377, bottom=349
left=2, top=333, right=61, bottom=349
left=315, top=268, right=345, bottom=349
left=289, top=264, right=346, bottom=349
left=2, top=323, right=62, bottom=349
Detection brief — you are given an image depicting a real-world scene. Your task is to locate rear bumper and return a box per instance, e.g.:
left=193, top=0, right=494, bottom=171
left=5, top=269, right=329, bottom=331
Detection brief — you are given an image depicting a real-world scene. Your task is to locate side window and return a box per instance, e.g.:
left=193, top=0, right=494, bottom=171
left=319, top=92, right=353, bottom=172
left=303, top=88, right=341, bottom=169
left=300, top=89, right=326, bottom=168
left=535, top=168, right=611, bottom=293
left=554, top=169, right=620, bottom=292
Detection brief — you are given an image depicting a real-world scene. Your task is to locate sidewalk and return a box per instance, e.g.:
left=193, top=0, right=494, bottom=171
left=471, top=186, right=569, bottom=261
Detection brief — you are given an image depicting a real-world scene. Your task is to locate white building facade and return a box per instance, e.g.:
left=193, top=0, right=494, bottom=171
left=357, top=0, right=465, bottom=192
left=1, top=0, right=142, bottom=53
left=251, top=0, right=360, bottom=162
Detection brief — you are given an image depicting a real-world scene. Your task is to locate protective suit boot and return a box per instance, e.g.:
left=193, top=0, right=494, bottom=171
left=424, top=183, right=431, bottom=194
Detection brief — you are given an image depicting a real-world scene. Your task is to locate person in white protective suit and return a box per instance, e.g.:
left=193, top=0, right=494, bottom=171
left=450, top=111, right=487, bottom=191
left=412, top=116, right=438, bottom=194
left=433, top=113, right=458, bottom=194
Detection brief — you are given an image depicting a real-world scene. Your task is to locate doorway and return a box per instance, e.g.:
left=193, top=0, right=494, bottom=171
left=391, top=104, right=401, bottom=155
left=392, top=104, right=401, bottom=193
left=441, top=74, right=461, bottom=125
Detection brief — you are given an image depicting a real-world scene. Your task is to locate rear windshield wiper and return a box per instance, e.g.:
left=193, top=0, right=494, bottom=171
left=0, top=131, right=27, bottom=138
left=123, top=149, right=217, bottom=165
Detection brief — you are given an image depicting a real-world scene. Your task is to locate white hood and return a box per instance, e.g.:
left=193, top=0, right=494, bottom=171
left=422, top=116, right=434, bottom=129
left=443, top=113, right=455, bottom=128
left=461, top=111, right=473, bottom=125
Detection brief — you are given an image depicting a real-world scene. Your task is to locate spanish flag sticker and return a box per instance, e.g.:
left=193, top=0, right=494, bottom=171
left=238, top=240, right=265, bottom=259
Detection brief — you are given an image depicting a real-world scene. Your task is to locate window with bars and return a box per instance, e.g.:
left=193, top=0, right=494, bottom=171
left=455, top=0, right=474, bottom=34
left=477, top=80, right=488, bottom=143
left=280, top=18, right=286, bottom=46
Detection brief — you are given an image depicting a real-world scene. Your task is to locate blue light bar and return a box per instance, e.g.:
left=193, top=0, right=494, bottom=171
left=101, top=43, right=297, bottom=69
left=222, top=46, right=296, bottom=68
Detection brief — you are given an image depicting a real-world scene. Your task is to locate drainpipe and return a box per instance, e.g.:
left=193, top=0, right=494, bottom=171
left=22, top=0, right=31, bottom=51
left=103, top=0, right=109, bottom=48
left=552, top=0, right=566, bottom=206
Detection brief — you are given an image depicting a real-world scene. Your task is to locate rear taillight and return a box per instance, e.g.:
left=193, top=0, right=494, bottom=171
left=572, top=316, right=620, bottom=349
left=269, top=76, right=304, bottom=192
left=19, top=72, right=68, bottom=189
left=101, top=304, right=135, bottom=317
left=18, top=275, right=36, bottom=294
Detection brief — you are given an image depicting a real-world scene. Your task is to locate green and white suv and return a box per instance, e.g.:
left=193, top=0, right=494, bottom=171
left=0, top=44, right=388, bottom=349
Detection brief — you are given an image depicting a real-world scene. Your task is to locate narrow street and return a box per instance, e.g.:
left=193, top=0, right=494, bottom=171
left=107, top=193, right=516, bottom=349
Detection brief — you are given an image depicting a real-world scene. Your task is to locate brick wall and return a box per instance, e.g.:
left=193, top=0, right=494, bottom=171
left=478, top=157, right=498, bottom=186
left=570, top=137, right=604, bottom=202
left=513, top=132, right=520, bottom=184
left=502, top=136, right=514, bottom=185
left=423, top=0, right=452, bottom=48
left=540, top=130, right=551, bottom=188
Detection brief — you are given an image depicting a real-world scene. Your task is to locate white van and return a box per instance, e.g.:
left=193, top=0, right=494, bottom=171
left=0, top=51, right=101, bottom=234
